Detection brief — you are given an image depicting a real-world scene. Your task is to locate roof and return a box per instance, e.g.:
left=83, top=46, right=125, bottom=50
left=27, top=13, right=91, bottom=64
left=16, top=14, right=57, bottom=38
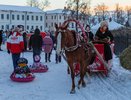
left=92, top=20, right=124, bottom=32
left=46, top=9, right=71, bottom=14
left=46, top=9, right=64, bottom=14
left=0, top=4, right=44, bottom=13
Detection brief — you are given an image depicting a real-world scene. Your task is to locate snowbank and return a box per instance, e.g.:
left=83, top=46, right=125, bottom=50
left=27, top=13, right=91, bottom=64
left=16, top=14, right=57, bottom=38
left=92, top=21, right=124, bottom=33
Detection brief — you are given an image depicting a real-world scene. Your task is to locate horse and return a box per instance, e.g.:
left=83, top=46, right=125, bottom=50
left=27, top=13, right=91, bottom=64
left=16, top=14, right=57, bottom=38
left=55, top=23, right=95, bottom=94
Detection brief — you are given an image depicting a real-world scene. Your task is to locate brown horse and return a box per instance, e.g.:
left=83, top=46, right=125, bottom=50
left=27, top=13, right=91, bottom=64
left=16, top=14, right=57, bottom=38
left=55, top=23, right=95, bottom=94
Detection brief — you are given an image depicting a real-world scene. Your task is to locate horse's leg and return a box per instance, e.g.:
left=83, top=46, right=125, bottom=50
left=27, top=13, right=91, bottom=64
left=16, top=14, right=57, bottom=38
left=78, top=61, right=83, bottom=88
left=67, top=66, right=70, bottom=74
left=68, top=61, right=75, bottom=94
left=81, top=62, right=87, bottom=87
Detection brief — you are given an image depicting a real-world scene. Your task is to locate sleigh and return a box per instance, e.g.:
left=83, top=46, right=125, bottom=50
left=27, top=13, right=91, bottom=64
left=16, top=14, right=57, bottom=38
left=88, top=43, right=108, bottom=75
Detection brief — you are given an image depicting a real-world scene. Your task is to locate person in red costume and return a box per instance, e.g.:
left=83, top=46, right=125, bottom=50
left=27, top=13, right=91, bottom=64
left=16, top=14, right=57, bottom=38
left=7, top=27, right=24, bottom=71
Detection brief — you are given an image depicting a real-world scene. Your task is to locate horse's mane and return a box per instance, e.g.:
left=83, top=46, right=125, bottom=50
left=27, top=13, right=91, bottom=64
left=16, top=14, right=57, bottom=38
left=70, top=30, right=77, bottom=45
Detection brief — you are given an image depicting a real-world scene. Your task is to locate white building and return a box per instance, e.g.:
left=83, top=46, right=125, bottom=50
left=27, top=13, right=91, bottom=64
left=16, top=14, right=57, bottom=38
left=45, top=9, right=88, bottom=33
left=0, top=4, right=45, bottom=32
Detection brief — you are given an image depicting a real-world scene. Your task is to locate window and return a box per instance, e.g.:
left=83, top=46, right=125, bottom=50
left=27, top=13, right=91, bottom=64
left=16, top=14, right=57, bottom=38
left=27, top=15, right=29, bottom=20
left=59, top=15, right=61, bottom=19
left=46, top=23, right=48, bottom=27
left=17, top=15, right=19, bottom=20
left=36, top=26, right=38, bottom=29
left=36, top=16, right=38, bottom=21
left=64, top=16, right=66, bottom=20
left=6, top=25, right=9, bottom=29
left=72, top=23, right=74, bottom=28
left=22, top=15, right=24, bottom=20
left=1, top=14, right=4, bottom=19
left=31, top=26, right=34, bottom=30
left=40, top=16, right=42, bottom=21
left=54, top=15, right=56, bottom=19
left=12, top=25, right=14, bottom=29
left=59, top=22, right=61, bottom=26
left=1, top=25, right=4, bottom=29
left=27, top=26, right=29, bottom=30
left=32, top=16, right=34, bottom=20
left=51, top=23, right=53, bottom=27
left=40, top=26, right=42, bottom=31
left=46, top=16, right=48, bottom=19
left=12, top=15, right=15, bottom=20
left=51, top=16, right=53, bottom=19
left=7, top=14, right=9, bottom=20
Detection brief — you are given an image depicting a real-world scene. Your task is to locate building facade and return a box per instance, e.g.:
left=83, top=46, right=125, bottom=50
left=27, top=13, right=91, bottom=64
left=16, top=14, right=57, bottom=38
left=0, top=5, right=45, bottom=32
left=45, top=9, right=88, bottom=33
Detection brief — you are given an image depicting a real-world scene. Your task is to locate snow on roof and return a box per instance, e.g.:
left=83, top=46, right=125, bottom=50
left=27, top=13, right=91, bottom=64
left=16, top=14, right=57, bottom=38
left=92, top=20, right=124, bottom=32
left=46, top=9, right=74, bottom=15
left=0, top=4, right=44, bottom=13
left=46, top=9, right=65, bottom=14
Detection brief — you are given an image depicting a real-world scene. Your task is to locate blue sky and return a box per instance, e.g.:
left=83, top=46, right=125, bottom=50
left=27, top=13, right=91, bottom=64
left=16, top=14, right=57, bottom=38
left=0, top=0, right=131, bottom=10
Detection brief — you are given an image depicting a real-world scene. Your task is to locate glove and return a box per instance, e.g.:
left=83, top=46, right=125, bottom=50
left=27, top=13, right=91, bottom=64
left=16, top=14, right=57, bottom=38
left=7, top=50, right=10, bottom=54
left=29, top=47, right=31, bottom=50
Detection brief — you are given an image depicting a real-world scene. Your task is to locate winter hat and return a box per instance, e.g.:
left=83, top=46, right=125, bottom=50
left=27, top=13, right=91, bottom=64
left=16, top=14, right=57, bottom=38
left=85, top=25, right=90, bottom=30
left=100, top=21, right=108, bottom=28
left=34, top=28, right=40, bottom=35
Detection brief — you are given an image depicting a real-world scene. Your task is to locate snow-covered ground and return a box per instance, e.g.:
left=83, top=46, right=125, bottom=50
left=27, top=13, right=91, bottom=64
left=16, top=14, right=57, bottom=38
left=0, top=44, right=131, bottom=100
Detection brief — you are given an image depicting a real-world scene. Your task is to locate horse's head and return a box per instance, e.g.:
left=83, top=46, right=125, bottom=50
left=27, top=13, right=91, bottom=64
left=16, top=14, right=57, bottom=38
left=55, top=23, right=69, bottom=55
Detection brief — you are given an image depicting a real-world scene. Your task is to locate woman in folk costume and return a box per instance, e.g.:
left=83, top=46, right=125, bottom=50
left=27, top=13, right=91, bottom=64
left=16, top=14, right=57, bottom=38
left=7, top=27, right=24, bottom=70
left=95, top=21, right=114, bottom=65
left=43, top=32, right=53, bottom=62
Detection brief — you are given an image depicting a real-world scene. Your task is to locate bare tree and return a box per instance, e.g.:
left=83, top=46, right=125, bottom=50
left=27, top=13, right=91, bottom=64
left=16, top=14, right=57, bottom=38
left=39, top=0, right=50, bottom=10
left=125, top=6, right=131, bottom=20
left=64, top=0, right=91, bottom=20
left=115, top=3, right=123, bottom=23
left=27, top=0, right=50, bottom=10
left=94, top=3, right=108, bottom=21
left=27, top=0, right=39, bottom=7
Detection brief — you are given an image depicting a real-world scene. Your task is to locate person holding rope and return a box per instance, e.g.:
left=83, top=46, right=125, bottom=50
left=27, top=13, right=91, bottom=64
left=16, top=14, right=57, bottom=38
left=95, top=21, right=114, bottom=66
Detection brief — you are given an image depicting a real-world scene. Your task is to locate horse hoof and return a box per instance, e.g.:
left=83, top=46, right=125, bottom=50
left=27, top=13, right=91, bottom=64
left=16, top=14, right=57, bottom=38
left=70, top=90, right=76, bottom=94
left=82, top=83, right=86, bottom=88
left=78, top=85, right=80, bottom=89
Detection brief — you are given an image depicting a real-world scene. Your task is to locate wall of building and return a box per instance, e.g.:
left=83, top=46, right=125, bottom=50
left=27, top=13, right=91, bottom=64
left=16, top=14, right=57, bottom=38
left=0, top=10, right=45, bottom=32
left=45, top=13, right=87, bottom=33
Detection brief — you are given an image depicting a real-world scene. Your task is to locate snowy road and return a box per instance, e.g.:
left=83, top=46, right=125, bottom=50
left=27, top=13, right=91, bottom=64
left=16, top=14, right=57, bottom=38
left=0, top=45, right=131, bottom=100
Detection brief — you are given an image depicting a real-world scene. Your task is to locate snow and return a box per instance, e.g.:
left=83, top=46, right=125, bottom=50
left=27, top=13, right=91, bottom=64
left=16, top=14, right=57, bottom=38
left=46, top=9, right=65, bottom=14
left=0, top=4, right=43, bottom=13
left=0, top=44, right=131, bottom=100
left=92, top=21, right=124, bottom=33
left=46, top=9, right=72, bottom=15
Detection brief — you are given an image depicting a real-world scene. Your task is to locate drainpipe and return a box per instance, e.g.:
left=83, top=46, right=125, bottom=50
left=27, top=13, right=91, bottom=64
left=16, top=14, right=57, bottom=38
left=25, top=11, right=27, bottom=32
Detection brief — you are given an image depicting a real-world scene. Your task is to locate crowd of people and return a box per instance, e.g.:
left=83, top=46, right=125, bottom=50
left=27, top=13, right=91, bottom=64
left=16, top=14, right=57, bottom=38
left=0, top=20, right=114, bottom=72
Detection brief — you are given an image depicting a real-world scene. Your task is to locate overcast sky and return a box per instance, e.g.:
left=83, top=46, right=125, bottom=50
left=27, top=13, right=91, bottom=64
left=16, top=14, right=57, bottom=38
left=0, top=0, right=131, bottom=10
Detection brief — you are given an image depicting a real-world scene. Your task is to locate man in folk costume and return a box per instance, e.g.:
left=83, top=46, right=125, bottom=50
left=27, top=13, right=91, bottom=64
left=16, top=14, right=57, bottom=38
left=95, top=21, right=114, bottom=68
left=7, top=27, right=24, bottom=70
